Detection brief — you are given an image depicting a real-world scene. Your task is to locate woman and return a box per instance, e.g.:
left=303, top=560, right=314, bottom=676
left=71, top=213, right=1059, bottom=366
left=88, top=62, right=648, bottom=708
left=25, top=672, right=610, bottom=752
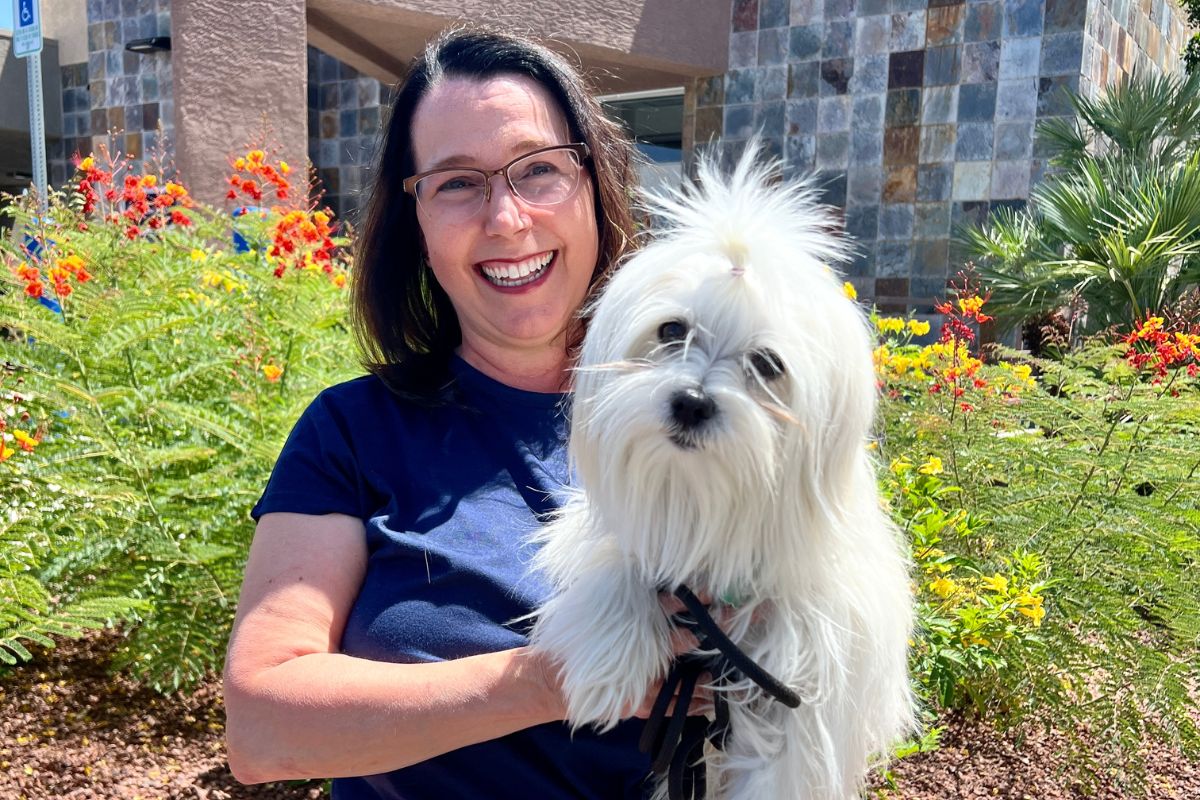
left=222, top=28, right=661, bottom=799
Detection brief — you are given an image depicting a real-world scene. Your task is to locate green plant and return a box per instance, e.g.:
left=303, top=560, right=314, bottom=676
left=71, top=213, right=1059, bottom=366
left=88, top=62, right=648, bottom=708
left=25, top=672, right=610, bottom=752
left=961, top=72, right=1200, bottom=335
left=0, top=146, right=357, bottom=690
left=872, top=284, right=1200, bottom=788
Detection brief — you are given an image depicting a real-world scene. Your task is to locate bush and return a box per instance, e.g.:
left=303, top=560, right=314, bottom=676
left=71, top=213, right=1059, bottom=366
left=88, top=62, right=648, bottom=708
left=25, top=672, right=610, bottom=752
left=962, top=72, right=1200, bottom=336
left=873, top=279, right=1200, bottom=785
left=1, top=146, right=357, bottom=690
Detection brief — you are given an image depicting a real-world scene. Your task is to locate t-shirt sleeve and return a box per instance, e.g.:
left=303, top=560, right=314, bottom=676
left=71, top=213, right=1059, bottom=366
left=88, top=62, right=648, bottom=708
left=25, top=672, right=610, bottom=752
left=251, top=391, right=367, bottom=521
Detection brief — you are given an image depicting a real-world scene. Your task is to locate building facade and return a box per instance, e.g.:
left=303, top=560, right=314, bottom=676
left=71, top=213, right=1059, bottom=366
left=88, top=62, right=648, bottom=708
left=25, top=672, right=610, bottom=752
left=0, top=0, right=1193, bottom=310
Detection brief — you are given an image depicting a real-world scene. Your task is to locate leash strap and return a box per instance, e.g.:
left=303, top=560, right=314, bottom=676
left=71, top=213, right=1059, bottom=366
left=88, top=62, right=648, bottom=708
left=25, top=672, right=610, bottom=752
left=637, top=584, right=802, bottom=800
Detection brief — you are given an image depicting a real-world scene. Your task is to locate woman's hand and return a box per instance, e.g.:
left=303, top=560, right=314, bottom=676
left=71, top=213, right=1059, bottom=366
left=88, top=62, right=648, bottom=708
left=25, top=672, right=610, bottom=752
left=628, top=591, right=721, bottom=720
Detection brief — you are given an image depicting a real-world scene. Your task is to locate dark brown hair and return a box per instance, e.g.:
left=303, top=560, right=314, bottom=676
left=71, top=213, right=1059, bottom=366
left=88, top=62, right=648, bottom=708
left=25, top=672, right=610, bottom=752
left=351, top=27, right=637, bottom=396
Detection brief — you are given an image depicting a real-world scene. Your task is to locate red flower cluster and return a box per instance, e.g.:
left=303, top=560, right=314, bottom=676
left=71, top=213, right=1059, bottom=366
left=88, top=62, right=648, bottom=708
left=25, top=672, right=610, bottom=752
left=928, top=272, right=994, bottom=412
left=935, top=276, right=993, bottom=345
left=267, top=208, right=337, bottom=279
left=13, top=254, right=92, bottom=300
left=1123, top=316, right=1200, bottom=384
left=225, top=149, right=291, bottom=203
left=75, top=155, right=113, bottom=215
left=71, top=153, right=194, bottom=238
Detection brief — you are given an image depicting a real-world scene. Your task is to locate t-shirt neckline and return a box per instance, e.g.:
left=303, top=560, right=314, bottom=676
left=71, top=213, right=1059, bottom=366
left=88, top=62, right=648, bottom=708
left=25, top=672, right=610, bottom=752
left=450, top=354, right=568, bottom=411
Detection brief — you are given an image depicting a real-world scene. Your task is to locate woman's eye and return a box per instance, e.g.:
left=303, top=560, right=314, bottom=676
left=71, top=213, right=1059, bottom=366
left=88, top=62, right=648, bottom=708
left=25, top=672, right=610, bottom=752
left=747, top=349, right=785, bottom=380
left=519, top=161, right=558, bottom=178
left=657, top=320, right=688, bottom=343
left=435, top=175, right=482, bottom=194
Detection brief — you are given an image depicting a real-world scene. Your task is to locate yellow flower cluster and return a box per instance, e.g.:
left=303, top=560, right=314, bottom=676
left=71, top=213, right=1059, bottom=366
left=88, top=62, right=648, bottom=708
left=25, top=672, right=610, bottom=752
left=889, top=455, right=943, bottom=476
left=200, top=270, right=246, bottom=294
left=920, top=560, right=1048, bottom=634
left=874, top=316, right=931, bottom=337
left=874, top=344, right=932, bottom=380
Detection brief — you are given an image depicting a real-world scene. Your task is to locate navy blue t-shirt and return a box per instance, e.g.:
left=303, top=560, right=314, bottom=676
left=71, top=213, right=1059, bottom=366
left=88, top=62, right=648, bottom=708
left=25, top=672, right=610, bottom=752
left=252, top=357, right=652, bottom=799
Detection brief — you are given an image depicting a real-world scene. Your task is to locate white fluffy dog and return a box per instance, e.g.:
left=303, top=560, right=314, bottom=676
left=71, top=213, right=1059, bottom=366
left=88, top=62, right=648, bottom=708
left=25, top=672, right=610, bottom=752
left=530, top=144, right=913, bottom=800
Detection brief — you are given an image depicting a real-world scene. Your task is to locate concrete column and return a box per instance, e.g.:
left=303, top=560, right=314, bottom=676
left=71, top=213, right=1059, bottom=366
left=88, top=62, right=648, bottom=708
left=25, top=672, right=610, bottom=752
left=171, top=0, right=307, bottom=206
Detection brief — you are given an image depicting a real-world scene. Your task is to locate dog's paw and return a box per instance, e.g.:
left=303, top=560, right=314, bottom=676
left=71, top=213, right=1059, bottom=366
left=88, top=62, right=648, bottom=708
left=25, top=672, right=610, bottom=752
left=531, top=564, right=672, bottom=731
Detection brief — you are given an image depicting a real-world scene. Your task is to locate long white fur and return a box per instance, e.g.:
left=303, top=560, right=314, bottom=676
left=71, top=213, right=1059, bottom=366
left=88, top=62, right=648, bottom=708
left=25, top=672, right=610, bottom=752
left=530, top=143, right=914, bottom=800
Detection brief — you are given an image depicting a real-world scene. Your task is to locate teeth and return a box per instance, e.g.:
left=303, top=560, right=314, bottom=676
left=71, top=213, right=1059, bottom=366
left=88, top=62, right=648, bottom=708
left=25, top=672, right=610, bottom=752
left=480, top=252, right=554, bottom=286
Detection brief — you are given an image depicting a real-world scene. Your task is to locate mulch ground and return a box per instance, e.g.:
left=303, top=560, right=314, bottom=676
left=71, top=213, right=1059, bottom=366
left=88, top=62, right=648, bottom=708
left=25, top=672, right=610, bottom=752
left=2, top=632, right=1197, bottom=799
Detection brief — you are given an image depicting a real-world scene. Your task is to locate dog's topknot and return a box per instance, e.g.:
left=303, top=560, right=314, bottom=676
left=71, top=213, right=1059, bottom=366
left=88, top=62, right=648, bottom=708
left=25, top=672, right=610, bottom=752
left=639, top=138, right=852, bottom=280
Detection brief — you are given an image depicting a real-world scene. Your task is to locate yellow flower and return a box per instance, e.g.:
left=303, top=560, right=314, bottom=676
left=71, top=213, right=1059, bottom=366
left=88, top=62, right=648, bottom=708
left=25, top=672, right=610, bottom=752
left=1016, top=593, right=1045, bottom=625
left=1136, top=316, right=1164, bottom=337
left=958, top=296, right=986, bottom=315
left=313, top=211, right=330, bottom=226
left=980, top=574, right=1008, bottom=594
left=234, top=157, right=246, bottom=171
left=0, top=444, right=14, bottom=461
left=929, top=577, right=959, bottom=598
left=78, top=156, right=95, bottom=171
left=907, top=319, right=930, bottom=336
left=190, top=249, right=208, bottom=262
left=842, top=281, right=858, bottom=300
left=875, top=317, right=906, bottom=335
left=332, top=273, right=346, bottom=288
left=262, top=364, right=283, bottom=382
left=140, top=174, right=157, bottom=188
left=279, top=160, right=291, bottom=175
left=11, top=430, right=38, bottom=450
left=917, top=456, right=943, bottom=475
left=889, top=456, right=913, bottom=475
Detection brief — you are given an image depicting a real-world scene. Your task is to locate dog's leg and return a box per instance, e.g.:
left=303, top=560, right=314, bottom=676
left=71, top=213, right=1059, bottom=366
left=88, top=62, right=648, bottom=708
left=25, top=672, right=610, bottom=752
left=531, top=538, right=674, bottom=731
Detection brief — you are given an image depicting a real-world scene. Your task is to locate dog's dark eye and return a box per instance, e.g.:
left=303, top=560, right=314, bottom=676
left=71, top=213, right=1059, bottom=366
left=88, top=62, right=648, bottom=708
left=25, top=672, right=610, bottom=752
left=658, top=320, right=689, bottom=344
left=747, top=349, right=785, bottom=380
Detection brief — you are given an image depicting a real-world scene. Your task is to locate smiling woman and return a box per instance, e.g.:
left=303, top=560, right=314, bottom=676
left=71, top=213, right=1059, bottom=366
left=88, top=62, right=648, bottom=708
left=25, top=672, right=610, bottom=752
left=220, top=27, right=666, bottom=800
left=349, top=29, right=638, bottom=398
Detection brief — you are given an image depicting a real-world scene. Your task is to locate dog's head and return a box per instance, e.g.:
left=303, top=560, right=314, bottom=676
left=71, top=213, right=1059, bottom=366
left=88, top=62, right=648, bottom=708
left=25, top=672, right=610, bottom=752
left=570, top=144, right=880, bottom=585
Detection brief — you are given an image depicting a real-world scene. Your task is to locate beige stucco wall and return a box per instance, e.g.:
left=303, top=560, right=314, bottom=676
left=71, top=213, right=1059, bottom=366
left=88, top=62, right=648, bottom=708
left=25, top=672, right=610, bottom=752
left=307, top=0, right=730, bottom=91
left=171, top=0, right=308, bottom=206
left=41, top=0, right=88, bottom=64
left=170, top=0, right=727, bottom=205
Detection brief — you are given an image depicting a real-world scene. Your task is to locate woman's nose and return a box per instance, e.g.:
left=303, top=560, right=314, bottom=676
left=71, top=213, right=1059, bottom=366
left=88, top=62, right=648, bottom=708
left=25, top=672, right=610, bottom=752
left=482, top=176, right=532, bottom=236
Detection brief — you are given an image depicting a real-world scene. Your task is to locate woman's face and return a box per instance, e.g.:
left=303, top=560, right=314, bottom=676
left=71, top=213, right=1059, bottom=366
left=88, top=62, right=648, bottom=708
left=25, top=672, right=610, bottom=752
left=409, top=74, right=599, bottom=367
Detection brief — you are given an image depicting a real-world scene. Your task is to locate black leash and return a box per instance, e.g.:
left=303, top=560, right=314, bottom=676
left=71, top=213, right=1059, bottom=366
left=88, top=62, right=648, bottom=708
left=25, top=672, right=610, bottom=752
left=637, top=585, right=802, bottom=800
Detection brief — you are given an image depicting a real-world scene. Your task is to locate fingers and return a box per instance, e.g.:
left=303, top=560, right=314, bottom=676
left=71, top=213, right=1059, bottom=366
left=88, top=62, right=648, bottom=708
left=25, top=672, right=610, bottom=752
left=630, top=674, right=716, bottom=720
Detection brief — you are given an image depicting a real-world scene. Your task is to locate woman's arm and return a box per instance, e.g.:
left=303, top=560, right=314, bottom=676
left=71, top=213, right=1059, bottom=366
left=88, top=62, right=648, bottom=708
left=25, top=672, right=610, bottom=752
left=222, top=511, right=567, bottom=784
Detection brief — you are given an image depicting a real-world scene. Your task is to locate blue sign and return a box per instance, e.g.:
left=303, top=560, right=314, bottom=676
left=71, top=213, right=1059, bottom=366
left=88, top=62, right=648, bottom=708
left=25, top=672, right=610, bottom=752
left=13, top=0, right=42, bottom=57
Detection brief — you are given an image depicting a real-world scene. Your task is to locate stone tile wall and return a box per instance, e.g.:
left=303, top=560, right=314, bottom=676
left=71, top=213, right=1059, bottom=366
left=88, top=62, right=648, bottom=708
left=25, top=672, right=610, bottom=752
left=81, top=0, right=173, bottom=177
left=51, top=62, right=92, bottom=185
left=1081, top=0, right=1191, bottom=97
left=307, top=46, right=386, bottom=223
left=684, top=0, right=1188, bottom=313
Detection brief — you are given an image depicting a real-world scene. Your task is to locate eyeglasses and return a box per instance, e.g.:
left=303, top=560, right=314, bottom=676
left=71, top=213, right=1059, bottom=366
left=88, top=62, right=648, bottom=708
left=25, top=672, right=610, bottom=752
left=402, top=143, right=590, bottom=220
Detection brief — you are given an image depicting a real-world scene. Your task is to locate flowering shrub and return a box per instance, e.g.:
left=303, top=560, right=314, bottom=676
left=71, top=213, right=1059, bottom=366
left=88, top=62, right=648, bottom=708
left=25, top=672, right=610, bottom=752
left=886, top=455, right=1050, bottom=713
left=873, top=277, right=1200, bottom=783
left=1122, top=314, right=1200, bottom=391
left=873, top=280, right=1036, bottom=425
left=0, top=145, right=356, bottom=686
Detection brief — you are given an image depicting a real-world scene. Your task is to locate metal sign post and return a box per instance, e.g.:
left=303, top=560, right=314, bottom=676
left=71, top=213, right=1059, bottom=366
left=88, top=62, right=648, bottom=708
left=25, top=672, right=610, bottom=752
left=13, top=0, right=47, bottom=215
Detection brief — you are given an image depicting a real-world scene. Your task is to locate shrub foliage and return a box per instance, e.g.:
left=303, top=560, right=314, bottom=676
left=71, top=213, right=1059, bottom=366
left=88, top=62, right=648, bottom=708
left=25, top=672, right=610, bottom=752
left=1, top=148, right=355, bottom=690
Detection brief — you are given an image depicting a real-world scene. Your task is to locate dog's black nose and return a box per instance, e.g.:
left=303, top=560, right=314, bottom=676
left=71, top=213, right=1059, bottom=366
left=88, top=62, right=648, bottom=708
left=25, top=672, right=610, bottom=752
left=670, top=388, right=717, bottom=429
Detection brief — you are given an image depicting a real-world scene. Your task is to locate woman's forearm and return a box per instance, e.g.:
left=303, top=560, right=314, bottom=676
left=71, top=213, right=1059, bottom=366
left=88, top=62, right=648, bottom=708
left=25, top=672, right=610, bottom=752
left=224, top=646, right=565, bottom=783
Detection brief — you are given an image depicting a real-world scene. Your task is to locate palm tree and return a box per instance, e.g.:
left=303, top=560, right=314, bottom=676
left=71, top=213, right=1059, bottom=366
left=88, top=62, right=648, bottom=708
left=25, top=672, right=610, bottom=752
left=961, top=71, right=1200, bottom=335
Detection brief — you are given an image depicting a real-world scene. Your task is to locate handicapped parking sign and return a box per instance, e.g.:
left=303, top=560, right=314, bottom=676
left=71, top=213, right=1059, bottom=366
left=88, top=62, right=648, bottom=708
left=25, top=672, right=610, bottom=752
left=13, top=0, right=43, bottom=58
